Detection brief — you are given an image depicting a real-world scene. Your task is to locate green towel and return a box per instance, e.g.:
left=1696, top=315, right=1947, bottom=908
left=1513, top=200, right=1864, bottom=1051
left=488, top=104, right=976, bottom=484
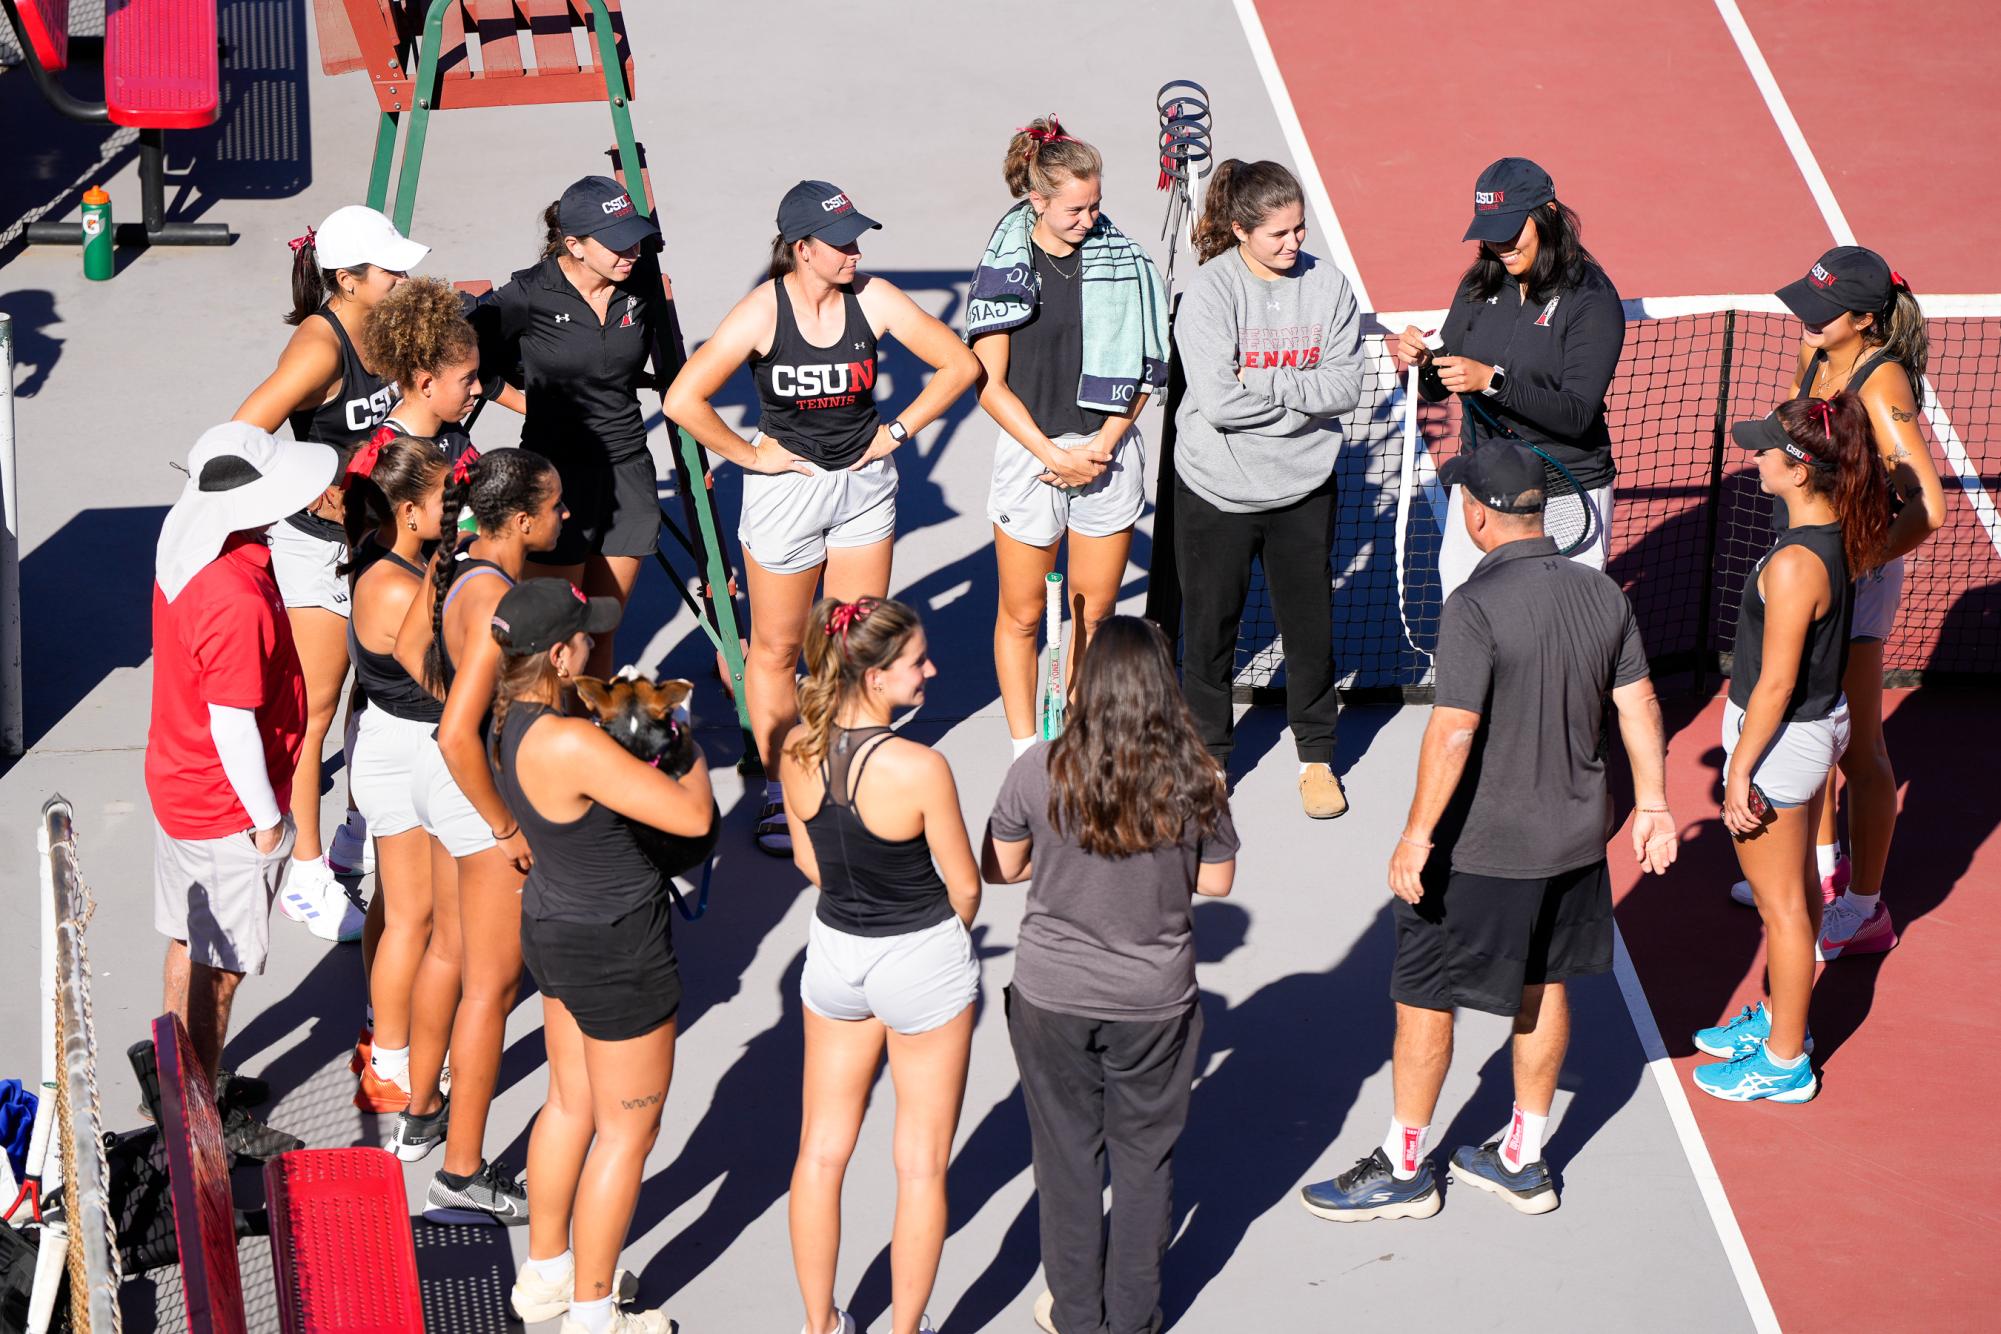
left=966, top=201, right=1169, bottom=413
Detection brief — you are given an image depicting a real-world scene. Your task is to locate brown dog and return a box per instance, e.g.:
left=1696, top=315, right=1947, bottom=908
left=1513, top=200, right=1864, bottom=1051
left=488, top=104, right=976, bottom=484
left=572, top=672, right=719, bottom=886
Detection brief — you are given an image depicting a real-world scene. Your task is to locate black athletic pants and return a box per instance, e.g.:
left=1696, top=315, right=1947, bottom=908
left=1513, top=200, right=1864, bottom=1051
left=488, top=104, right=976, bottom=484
left=1173, top=475, right=1339, bottom=764
left=1007, top=987, right=1201, bottom=1334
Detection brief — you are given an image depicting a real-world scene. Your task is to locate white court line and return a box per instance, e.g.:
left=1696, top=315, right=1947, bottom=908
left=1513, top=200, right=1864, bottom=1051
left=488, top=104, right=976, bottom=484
left=1713, top=0, right=2001, bottom=561
left=1228, top=0, right=1373, bottom=312
left=1612, top=929, right=1783, bottom=1334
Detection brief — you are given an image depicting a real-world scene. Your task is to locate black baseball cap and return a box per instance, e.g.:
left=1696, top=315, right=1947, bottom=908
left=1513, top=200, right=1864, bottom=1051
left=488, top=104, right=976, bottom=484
left=776, top=180, right=881, bottom=246
left=556, top=175, right=660, bottom=252
left=1776, top=246, right=1894, bottom=326
left=1439, top=442, right=1547, bottom=514
left=1732, top=410, right=1835, bottom=472
left=1463, top=157, right=1556, bottom=244
left=491, top=579, right=622, bottom=656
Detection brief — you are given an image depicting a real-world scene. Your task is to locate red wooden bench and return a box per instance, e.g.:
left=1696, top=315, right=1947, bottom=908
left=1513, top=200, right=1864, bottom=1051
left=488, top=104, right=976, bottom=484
left=152, top=1015, right=424, bottom=1333
left=6, top=0, right=232, bottom=246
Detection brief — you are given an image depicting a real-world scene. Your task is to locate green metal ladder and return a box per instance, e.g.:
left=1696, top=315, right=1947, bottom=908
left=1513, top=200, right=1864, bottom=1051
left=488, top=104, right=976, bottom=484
left=361, top=0, right=758, bottom=772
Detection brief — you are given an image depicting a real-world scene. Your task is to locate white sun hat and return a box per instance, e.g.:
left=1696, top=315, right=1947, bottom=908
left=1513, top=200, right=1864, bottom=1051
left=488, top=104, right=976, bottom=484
left=311, top=204, right=430, bottom=273
left=156, top=423, right=339, bottom=601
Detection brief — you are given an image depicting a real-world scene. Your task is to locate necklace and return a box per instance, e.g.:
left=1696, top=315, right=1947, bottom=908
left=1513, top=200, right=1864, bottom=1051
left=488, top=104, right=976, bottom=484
left=1815, top=343, right=1865, bottom=394
left=1038, top=243, right=1080, bottom=281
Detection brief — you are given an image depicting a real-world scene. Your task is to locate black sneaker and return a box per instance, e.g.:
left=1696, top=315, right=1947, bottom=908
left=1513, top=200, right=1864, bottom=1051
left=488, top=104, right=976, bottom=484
left=425, top=1158, right=528, bottom=1226
left=1448, top=1142, right=1559, bottom=1214
left=1299, top=1147, right=1442, bottom=1222
left=390, top=1096, right=450, bottom=1163
left=129, top=1038, right=269, bottom=1121
left=220, top=1106, right=305, bottom=1162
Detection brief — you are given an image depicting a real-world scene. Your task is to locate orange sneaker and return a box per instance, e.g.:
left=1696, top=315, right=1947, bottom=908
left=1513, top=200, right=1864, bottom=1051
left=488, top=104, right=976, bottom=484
left=350, top=1026, right=373, bottom=1075
left=354, top=1064, right=411, bottom=1114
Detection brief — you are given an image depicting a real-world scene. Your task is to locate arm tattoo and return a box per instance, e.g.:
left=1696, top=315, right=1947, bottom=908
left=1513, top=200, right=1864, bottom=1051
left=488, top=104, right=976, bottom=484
left=1889, top=406, right=1918, bottom=423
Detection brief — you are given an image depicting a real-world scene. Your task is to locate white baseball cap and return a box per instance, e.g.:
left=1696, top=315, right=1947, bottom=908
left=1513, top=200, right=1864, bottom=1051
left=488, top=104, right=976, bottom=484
left=311, top=205, right=430, bottom=273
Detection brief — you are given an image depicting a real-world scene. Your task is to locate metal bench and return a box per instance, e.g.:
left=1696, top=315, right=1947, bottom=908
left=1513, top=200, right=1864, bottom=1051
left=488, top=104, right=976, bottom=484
left=264, top=1150, right=424, bottom=1333
left=151, top=1014, right=247, bottom=1334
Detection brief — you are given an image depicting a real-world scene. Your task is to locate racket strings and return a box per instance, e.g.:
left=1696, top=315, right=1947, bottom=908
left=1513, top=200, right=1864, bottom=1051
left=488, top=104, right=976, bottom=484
left=1156, top=80, right=1213, bottom=288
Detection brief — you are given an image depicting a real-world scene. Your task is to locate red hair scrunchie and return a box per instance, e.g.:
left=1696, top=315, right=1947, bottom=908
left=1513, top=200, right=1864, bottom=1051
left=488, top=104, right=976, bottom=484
left=287, top=226, right=316, bottom=254
left=1017, top=114, right=1073, bottom=157
left=451, top=445, right=481, bottom=486
left=1809, top=398, right=1836, bottom=440
left=825, top=598, right=878, bottom=641
left=343, top=426, right=392, bottom=487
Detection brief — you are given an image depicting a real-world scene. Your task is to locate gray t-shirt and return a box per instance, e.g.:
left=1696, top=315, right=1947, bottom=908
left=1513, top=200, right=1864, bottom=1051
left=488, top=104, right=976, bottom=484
left=989, top=743, right=1240, bottom=1022
left=1433, top=536, right=1650, bottom=878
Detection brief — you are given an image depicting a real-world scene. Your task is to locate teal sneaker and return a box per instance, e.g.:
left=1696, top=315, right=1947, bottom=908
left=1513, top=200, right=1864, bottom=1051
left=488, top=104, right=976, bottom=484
left=1692, top=1002, right=1814, bottom=1060
left=1692, top=1041, right=1818, bottom=1103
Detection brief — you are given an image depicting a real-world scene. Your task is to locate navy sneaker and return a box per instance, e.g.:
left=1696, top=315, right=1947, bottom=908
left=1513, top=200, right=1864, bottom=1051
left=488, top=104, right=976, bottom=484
left=1299, top=1148, right=1441, bottom=1222
left=1448, top=1142, right=1559, bottom=1215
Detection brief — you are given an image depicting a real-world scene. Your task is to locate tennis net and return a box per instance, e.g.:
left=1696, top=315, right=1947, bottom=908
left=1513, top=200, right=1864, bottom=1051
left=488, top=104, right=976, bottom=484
left=1181, top=296, right=2001, bottom=699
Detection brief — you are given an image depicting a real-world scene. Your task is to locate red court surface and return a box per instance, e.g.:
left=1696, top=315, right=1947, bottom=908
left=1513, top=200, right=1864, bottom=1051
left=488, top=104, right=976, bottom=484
left=1255, top=0, right=2001, bottom=313
left=1612, top=688, right=2001, bottom=1330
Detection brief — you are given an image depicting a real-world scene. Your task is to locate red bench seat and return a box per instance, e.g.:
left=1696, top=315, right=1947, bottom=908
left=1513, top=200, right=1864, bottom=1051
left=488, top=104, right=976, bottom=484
left=105, top=0, right=219, bottom=129
left=9, top=0, right=69, bottom=70
left=265, top=1150, right=424, bottom=1334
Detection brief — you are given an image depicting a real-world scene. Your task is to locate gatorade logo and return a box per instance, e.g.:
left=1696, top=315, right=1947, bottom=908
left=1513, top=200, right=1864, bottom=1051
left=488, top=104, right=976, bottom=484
left=1809, top=262, right=1837, bottom=289
left=1474, top=189, right=1506, bottom=211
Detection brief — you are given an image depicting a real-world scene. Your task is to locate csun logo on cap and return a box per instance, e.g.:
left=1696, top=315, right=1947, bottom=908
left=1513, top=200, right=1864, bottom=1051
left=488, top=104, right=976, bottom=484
left=1808, top=262, right=1837, bottom=288
left=600, top=192, right=634, bottom=216
left=1474, top=189, right=1506, bottom=211
left=820, top=192, right=854, bottom=215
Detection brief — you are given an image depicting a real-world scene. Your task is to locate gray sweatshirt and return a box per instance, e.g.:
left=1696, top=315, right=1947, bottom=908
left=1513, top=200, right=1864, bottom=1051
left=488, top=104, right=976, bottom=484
left=1171, top=249, right=1363, bottom=512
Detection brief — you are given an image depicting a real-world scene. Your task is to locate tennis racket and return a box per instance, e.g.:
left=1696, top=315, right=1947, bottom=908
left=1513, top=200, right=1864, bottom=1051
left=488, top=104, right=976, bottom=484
left=1040, top=572, right=1065, bottom=741
left=1461, top=395, right=1595, bottom=557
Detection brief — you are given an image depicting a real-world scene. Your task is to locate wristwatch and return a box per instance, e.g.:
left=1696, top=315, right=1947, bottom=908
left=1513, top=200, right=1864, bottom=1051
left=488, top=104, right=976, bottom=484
left=1481, top=365, right=1508, bottom=398
left=886, top=420, right=910, bottom=445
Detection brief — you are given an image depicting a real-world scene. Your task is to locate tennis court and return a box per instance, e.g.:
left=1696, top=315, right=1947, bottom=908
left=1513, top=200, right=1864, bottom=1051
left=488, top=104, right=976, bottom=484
left=1, top=1, right=1994, bottom=1330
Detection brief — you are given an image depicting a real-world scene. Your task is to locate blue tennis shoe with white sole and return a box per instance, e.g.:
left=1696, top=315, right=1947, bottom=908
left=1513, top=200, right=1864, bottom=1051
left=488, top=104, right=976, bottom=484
left=1692, top=1041, right=1818, bottom=1103
left=1299, top=1148, right=1441, bottom=1221
left=1692, top=1002, right=1814, bottom=1060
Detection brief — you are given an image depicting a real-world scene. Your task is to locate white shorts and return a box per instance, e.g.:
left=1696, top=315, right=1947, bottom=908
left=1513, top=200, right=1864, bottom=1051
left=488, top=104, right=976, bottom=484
left=1851, top=555, right=1904, bottom=642
left=349, top=706, right=435, bottom=839
left=801, top=913, right=979, bottom=1036
left=987, top=425, right=1147, bottom=549
left=154, top=816, right=296, bottom=975
left=1722, top=697, right=1851, bottom=810
left=409, top=733, right=497, bottom=859
left=267, top=519, right=350, bottom=617
left=1438, top=480, right=1614, bottom=602
left=738, top=449, right=898, bottom=575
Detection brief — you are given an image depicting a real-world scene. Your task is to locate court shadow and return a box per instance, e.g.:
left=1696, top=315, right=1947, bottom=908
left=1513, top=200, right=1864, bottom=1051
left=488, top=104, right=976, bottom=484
left=1161, top=901, right=1383, bottom=1326
left=18, top=503, right=168, bottom=750
left=1225, top=698, right=1400, bottom=788
left=221, top=943, right=368, bottom=1107
left=0, top=289, right=63, bottom=395
left=411, top=1220, right=525, bottom=1333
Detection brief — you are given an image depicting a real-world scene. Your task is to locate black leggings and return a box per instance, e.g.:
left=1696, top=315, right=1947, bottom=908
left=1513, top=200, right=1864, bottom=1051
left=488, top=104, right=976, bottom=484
left=1173, top=475, right=1339, bottom=763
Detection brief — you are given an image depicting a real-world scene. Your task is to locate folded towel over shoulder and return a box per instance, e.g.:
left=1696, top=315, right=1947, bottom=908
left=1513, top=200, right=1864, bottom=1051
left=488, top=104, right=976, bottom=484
left=966, top=201, right=1170, bottom=414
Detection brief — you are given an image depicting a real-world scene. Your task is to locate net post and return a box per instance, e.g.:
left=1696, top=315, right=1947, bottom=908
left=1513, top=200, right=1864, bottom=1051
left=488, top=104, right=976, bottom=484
left=1692, top=308, right=1737, bottom=699
left=1142, top=293, right=1186, bottom=642
left=1, top=310, right=21, bottom=756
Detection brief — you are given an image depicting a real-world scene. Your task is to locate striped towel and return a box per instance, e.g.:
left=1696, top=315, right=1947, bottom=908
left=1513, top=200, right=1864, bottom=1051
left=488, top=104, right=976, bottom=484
left=966, top=201, right=1170, bottom=413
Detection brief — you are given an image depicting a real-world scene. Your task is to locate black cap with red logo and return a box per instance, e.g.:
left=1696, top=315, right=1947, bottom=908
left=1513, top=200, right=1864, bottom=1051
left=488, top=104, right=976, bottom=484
left=1463, top=157, right=1556, bottom=243
left=557, top=175, right=661, bottom=253
left=1776, top=245, right=1897, bottom=326
left=777, top=180, right=882, bottom=246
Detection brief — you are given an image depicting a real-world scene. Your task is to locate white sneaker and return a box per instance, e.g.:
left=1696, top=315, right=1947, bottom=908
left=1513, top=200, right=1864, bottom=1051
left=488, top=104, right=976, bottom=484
left=558, top=1307, right=669, bottom=1334
left=1033, top=1290, right=1059, bottom=1334
left=328, top=810, right=374, bottom=876
left=510, top=1258, right=636, bottom=1324
left=800, top=1313, right=856, bottom=1334
left=278, top=857, right=364, bottom=942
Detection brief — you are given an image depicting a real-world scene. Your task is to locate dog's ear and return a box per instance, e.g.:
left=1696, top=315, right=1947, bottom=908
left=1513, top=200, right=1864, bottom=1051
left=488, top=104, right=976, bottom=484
left=572, top=676, right=616, bottom=718
left=635, top=678, right=692, bottom=719
left=659, top=679, right=694, bottom=712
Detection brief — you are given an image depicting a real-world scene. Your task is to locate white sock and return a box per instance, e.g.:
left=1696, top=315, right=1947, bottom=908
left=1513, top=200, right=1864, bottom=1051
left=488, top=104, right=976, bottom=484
left=764, top=779, right=783, bottom=805
left=1498, top=1103, right=1549, bottom=1171
left=524, top=1249, right=571, bottom=1282
left=1011, top=734, right=1037, bottom=759
left=568, top=1294, right=615, bottom=1334
left=370, top=1044, right=410, bottom=1082
left=1382, top=1118, right=1428, bottom=1180
left=1762, top=1039, right=1808, bottom=1070
left=1816, top=843, right=1840, bottom=878
left=1841, top=888, right=1881, bottom=915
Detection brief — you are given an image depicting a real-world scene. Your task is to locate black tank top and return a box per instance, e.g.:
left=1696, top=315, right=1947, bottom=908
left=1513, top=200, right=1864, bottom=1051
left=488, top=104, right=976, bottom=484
left=750, top=279, right=880, bottom=469
left=495, top=703, right=667, bottom=924
left=286, top=306, right=395, bottom=448
left=804, top=726, right=953, bottom=938
left=349, top=549, right=442, bottom=724
left=1729, top=521, right=1851, bottom=721
left=1804, top=346, right=1904, bottom=525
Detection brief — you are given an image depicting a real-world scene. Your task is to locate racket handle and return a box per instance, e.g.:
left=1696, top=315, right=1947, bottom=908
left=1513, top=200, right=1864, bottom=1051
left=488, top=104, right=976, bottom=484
left=1041, top=573, right=1064, bottom=741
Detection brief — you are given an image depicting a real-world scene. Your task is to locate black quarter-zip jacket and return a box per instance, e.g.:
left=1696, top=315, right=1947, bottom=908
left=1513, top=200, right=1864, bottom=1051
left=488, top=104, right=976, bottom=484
left=473, top=251, right=669, bottom=465
left=1424, top=262, right=1625, bottom=490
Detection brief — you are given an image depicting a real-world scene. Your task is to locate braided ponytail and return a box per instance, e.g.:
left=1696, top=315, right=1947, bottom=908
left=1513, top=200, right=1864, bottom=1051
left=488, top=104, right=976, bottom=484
left=421, top=449, right=558, bottom=694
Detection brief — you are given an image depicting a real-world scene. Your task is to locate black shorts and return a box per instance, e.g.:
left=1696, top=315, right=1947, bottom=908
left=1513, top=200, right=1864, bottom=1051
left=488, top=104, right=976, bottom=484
left=528, top=449, right=663, bottom=566
left=521, top=893, right=681, bottom=1041
left=1390, top=858, right=1613, bottom=1017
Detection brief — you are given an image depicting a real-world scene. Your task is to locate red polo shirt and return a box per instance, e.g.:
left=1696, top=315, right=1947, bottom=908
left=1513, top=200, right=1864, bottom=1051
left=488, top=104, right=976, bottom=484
left=145, top=535, right=307, bottom=839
